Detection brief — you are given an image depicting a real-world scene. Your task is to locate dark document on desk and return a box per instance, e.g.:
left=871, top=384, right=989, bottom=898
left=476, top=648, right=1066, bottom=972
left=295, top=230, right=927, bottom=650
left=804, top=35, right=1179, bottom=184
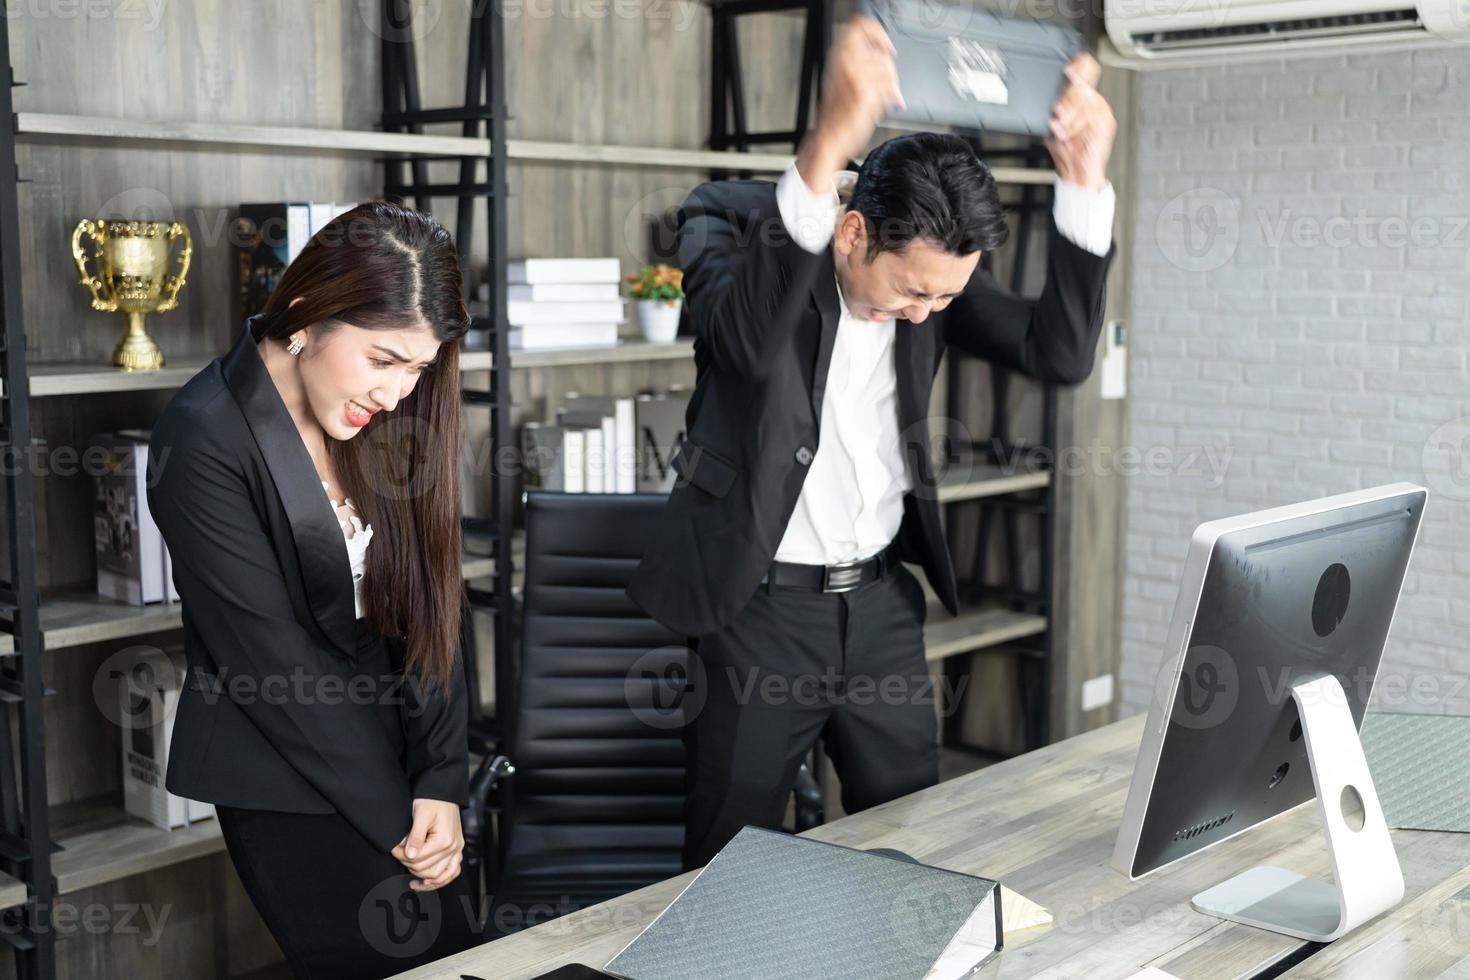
left=861, top=0, right=1082, bottom=138
left=603, top=826, right=1003, bottom=980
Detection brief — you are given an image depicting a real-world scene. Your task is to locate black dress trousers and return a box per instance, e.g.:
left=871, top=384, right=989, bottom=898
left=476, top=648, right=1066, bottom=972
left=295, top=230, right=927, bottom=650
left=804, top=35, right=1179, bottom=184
left=681, top=560, right=940, bottom=870
left=216, top=803, right=480, bottom=979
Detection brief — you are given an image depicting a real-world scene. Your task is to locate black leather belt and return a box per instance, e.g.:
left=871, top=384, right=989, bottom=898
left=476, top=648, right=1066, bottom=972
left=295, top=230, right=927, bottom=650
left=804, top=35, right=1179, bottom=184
left=761, top=542, right=900, bottom=594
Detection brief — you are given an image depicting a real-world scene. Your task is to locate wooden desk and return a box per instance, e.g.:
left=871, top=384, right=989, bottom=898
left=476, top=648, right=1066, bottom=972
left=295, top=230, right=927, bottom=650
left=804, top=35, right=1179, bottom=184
left=395, top=714, right=1470, bottom=980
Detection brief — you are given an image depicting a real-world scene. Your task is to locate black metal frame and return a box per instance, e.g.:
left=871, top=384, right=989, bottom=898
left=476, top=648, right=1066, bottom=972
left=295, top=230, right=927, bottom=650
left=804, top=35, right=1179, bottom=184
left=380, top=0, right=513, bottom=761
left=942, top=137, right=1059, bottom=755
left=380, top=0, right=514, bottom=917
left=0, top=12, right=59, bottom=976
left=708, top=0, right=830, bottom=178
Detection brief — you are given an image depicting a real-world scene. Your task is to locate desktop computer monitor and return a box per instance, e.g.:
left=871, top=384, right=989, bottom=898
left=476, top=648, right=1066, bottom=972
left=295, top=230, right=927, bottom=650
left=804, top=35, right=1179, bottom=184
left=1112, top=483, right=1427, bottom=942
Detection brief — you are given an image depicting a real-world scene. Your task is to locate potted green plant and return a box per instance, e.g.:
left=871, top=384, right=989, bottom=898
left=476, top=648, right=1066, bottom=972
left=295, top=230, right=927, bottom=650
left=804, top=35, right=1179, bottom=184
left=626, top=263, right=684, bottom=343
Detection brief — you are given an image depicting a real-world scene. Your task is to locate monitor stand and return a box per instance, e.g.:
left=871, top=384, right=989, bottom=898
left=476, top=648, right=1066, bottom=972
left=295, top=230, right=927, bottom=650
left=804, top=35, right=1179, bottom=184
left=1190, top=673, right=1404, bottom=942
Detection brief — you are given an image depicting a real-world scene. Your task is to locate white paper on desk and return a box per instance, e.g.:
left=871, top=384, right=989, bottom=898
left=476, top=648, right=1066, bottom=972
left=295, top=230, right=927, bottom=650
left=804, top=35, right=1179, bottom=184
left=924, top=890, right=999, bottom=979
left=926, top=924, right=996, bottom=979
left=1125, top=969, right=1182, bottom=980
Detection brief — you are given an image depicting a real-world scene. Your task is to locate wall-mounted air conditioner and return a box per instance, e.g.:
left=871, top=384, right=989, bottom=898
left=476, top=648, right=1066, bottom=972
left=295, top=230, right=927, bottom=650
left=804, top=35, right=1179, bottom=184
left=1103, top=0, right=1470, bottom=68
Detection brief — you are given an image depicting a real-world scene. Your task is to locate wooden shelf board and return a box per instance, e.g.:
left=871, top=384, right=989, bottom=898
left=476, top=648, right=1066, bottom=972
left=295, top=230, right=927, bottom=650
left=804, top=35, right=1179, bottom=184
left=507, top=139, right=1054, bottom=184
left=17, top=114, right=1056, bottom=184
left=508, top=138, right=793, bottom=172
left=459, top=337, right=695, bottom=372
left=16, top=112, right=485, bottom=157
left=463, top=532, right=524, bottom=586
left=11, top=338, right=693, bottom=397
left=0, top=595, right=187, bottom=656
left=461, top=554, right=497, bottom=579
left=937, top=462, right=1051, bottom=503
left=0, top=870, right=26, bottom=910
left=22, top=357, right=218, bottom=397
left=922, top=607, right=1047, bottom=663
left=48, top=793, right=225, bottom=897
left=0, top=551, right=513, bottom=655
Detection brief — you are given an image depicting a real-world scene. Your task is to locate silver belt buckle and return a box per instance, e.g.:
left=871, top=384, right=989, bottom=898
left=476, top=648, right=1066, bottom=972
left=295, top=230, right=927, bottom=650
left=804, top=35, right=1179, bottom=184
left=822, top=558, right=866, bottom=593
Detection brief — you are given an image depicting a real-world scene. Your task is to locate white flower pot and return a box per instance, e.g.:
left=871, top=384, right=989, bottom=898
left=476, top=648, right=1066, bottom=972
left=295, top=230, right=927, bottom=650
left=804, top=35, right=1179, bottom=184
left=637, top=298, right=682, bottom=343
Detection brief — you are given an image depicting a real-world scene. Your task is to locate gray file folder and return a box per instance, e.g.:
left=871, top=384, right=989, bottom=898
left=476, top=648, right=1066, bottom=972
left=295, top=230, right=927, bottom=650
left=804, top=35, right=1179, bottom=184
left=862, top=0, right=1083, bottom=138
left=1361, top=711, right=1470, bottom=834
left=604, top=826, right=1003, bottom=980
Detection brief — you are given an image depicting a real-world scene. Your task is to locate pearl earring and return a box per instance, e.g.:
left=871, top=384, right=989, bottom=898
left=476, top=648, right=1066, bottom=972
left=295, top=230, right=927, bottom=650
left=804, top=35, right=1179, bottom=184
left=286, top=334, right=304, bottom=356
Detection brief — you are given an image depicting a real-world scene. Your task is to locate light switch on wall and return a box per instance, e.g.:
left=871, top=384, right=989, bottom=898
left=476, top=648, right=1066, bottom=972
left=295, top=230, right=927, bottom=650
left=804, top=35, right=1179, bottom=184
left=1100, top=320, right=1127, bottom=401
left=1082, top=673, right=1115, bottom=712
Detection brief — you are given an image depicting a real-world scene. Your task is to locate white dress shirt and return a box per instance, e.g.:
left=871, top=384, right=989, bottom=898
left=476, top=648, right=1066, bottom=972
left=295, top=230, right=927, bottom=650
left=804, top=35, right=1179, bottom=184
left=771, top=162, right=1115, bottom=566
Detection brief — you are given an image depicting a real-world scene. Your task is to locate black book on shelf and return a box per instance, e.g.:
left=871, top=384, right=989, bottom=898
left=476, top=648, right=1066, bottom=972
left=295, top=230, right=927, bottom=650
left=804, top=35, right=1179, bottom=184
left=234, top=203, right=309, bottom=322
left=92, top=429, right=178, bottom=606
left=521, top=422, right=570, bottom=493
left=233, top=203, right=352, bottom=321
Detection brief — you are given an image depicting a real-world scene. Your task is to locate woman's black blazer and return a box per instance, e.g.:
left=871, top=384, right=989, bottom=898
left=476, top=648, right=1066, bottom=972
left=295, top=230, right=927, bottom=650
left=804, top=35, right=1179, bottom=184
left=145, top=315, right=468, bottom=853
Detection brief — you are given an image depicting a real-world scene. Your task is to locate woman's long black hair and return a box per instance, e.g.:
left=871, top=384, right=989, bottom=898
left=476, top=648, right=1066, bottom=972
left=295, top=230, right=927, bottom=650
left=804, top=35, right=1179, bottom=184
left=251, top=201, right=470, bottom=693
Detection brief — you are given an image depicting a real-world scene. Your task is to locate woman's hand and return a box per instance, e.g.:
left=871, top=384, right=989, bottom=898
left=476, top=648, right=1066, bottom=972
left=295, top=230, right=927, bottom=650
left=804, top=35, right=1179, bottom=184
left=391, top=798, right=465, bottom=891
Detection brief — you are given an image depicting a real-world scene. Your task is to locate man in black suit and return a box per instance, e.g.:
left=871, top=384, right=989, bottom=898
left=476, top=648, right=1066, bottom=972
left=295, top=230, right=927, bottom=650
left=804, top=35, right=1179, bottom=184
left=627, top=15, right=1119, bottom=870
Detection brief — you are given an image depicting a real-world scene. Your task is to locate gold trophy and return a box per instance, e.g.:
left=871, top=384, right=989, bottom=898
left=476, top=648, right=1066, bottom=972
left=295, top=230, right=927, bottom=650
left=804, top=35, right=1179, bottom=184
left=71, top=219, right=193, bottom=371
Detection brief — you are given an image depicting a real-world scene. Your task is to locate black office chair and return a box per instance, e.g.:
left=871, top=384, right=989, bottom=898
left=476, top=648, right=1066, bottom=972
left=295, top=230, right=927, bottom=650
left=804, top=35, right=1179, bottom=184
left=481, top=491, right=692, bottom=938
left=480, top=491, right=824, bottom=939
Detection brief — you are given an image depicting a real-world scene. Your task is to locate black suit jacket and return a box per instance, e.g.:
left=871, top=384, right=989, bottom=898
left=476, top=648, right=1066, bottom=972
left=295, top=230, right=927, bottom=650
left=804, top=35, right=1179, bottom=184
left=146, top=315, right=469, bottom=853
left=627, top=178, right=1115, bottom=637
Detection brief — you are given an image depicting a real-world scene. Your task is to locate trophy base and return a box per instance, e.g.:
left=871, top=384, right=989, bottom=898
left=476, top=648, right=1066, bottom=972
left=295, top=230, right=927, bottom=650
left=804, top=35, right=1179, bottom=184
left=113, top=320, right=165, bottom=372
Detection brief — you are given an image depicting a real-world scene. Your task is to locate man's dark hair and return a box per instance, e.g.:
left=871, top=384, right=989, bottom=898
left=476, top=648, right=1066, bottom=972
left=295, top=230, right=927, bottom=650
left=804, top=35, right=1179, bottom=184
left=847, top=132, right=1010, bottom=262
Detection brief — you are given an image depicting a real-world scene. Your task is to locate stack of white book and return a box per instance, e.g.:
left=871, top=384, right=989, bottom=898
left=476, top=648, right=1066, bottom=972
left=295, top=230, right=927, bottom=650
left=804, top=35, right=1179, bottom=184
left=519, top=386, right=693, bottom=496
left=507, top=257, right=625, bottom=351
left=119, top=646, right=216, bottom=831
left=522, top=392, right=637, bottom=493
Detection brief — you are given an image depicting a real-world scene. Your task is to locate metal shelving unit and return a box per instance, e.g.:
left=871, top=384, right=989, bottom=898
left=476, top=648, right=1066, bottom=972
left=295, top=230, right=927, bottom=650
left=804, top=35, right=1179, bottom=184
left=3, top=337, right=693, bottom=399
left=707, top=0, right=831, bottom=180
left=378, top=0, right=512, bottom=757
left=15, top=114, right=1058, bottom=185
left=939, top=136, right=1064, bottom=756
left=0, top=555, right=516, bottom=658
left=0, top=10, right=58, bottom=973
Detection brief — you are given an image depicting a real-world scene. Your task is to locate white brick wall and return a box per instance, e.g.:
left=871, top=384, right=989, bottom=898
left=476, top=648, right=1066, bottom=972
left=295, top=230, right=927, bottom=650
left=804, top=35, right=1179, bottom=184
left=1122, top=48, right=1470, bottom=717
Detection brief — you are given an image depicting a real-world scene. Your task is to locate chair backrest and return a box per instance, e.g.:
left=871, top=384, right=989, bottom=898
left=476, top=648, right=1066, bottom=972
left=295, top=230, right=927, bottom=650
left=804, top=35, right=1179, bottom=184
left=487, top=491, right=688, bottom=938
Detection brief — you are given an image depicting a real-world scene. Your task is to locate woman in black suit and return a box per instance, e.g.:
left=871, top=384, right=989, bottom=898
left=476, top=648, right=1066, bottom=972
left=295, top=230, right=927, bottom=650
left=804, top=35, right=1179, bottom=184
left=148, top=202, right=481, bottom=978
